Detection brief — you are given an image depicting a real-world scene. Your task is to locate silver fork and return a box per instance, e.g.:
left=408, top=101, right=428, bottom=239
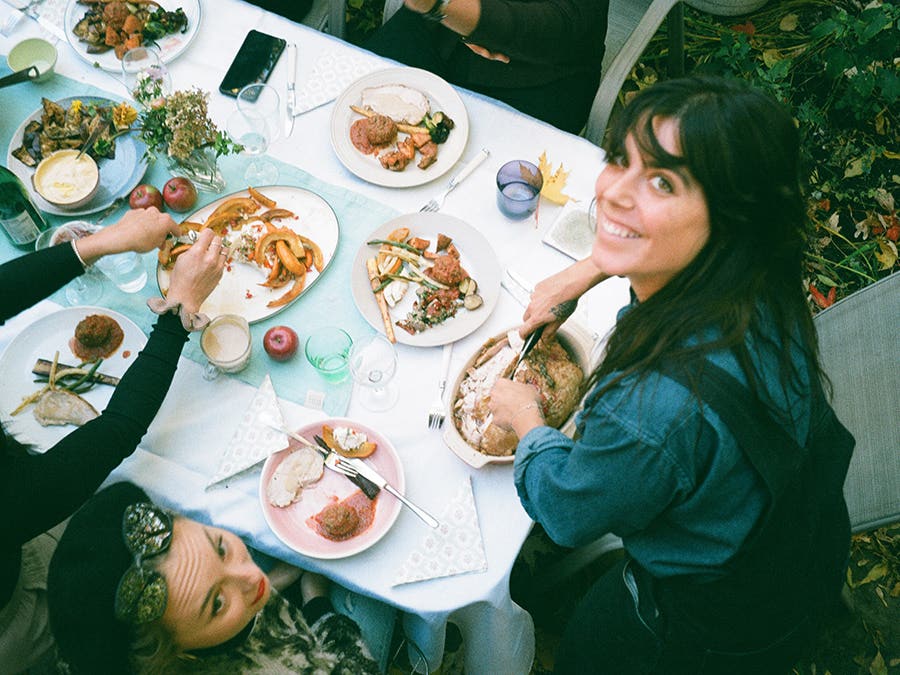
left=419, top=148, right=490, bottom=213
left=427, top=343, right=453, bottom=429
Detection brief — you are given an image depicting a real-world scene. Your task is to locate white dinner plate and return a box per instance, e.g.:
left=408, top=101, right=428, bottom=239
left=156, top=186, right=340, bottom=324
left=330, top=67, right=469, bottom=188
left=351, top=213, right=501, bottom=347
left=6, top=96, right=149, bottom=216
left=0, top=307, right=147, bottom=452
left=259, top=418, right=404, bottom=560
left=64, top=0, right=201, bottom=72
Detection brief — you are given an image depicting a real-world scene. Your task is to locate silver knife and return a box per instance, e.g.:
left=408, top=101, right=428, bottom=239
left=19, top=0, right=67, bottom=42
left=284, top=43, right=297, bottom=138
left=343, top=457, right=440, bottom=528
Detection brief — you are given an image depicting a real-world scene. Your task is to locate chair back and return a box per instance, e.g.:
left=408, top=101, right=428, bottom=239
left=814, top=272, right=900, bottom=532
left=584, top=0, right=680, bottom=145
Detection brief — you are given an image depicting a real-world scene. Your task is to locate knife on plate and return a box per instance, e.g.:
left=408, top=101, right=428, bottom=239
left=311, top=435, right=381, bottom=500
left=284, top=43, right=297, bottom=137
left=340, top=454, right=440, bottom=529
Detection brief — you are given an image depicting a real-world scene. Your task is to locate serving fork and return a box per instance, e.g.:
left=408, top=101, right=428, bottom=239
left=427, top=342, right=454, bottom=430
left=419, top=148, right=490, bottom=213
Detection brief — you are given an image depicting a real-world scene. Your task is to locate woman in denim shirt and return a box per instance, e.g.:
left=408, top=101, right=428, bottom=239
left=490, top=76, right=853, bottom=674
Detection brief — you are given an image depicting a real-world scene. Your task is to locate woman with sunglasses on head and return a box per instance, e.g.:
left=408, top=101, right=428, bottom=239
left=47, top=481, right=384, bottom=674
left=0, top=210, right=225, bottom=673
left=489, top=76, right=854, bottom=673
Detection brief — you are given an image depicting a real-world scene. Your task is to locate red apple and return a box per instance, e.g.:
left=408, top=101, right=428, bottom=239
left=129, top=184, right=163, bottom=210
left=263, top=325, right=299, bottom=361
left=163, top=176, right=198, bottom=213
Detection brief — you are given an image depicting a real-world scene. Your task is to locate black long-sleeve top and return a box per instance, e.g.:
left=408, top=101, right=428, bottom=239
left=0, top=243, right=188, bottom=605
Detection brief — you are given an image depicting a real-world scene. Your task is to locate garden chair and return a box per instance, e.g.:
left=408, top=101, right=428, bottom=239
left=815, top=271, right=900, bottom=533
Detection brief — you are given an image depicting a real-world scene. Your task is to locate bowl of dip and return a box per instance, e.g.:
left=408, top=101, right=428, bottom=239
left=32, top=149, right=100, bottom=210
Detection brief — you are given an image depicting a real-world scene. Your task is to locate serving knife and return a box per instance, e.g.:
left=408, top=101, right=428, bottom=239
left=284, top=43, right=297, bottom=137
left=508, top=325, right=545, bottom=377
left=340, top=454, right=440, bottom=529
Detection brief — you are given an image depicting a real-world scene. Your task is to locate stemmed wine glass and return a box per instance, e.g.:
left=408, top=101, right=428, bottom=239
left=35, top=223, right=103, bottom=306
left=120, top=46, right=171, bottom=102
left=226, top=83, right=280, bottom=185
left=349, top=334, right=399, bottom=412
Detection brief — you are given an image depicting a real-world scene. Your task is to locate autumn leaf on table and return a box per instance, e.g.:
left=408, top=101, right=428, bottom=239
left=537, top=151, right=572, bottom=205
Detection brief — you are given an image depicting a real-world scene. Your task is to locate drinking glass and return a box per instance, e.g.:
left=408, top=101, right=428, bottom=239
left=305, top=327, right=352, bottom=383
left=496, top=159, right=543, bottom=220
left=120, top=46, right=171, bottom=103
left=35, top=222, right=103, bottom=306
left=349, top=333, right=399, bottom=412
left=200, top=314, right=252, bottom=380
left=227, top=83, right=280, bottom=185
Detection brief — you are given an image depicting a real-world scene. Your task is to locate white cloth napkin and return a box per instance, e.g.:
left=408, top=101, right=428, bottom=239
left=292, top=48, right=382, bottom=115
left=206, top=374, right=290, bottom=488
left=393, top=476, right=487, bottom=585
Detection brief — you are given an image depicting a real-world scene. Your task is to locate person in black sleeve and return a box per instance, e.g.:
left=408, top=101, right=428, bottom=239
left=0, top=208, right=226, bottom=672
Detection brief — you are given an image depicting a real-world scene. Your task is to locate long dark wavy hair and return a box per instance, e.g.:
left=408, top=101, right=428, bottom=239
left=592, top=75, right=821, bottom=403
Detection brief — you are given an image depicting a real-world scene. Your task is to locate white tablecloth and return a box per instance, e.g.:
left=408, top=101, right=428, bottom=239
left=0, top=4, right=630, bottom=672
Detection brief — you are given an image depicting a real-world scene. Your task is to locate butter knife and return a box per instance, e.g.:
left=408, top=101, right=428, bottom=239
left=312, top=435, right=381, bottom=500
left=284, top=43, right=297, bottom=137
left=342, top=455, right=440, bottom=528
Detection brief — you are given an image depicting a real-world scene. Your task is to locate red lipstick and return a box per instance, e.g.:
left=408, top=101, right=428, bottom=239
left=253, top=577, right=267, bottom=605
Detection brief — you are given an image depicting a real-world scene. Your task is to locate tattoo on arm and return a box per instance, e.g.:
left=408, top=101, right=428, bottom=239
left=551, top=300, right=577, bottom=320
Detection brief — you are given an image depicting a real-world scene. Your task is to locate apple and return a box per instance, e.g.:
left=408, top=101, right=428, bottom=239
left=163, top=176, right=198, bottom=212
left=263, top=325, right=299, bottom=361
left=129, top=184, right=163, bottom=210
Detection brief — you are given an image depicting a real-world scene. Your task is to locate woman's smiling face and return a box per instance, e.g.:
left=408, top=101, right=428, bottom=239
left=156, top=518, right=270, bottom=650
left=591, top=117, right=711, bottom=300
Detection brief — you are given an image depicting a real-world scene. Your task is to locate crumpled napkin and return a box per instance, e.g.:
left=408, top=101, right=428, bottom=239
left=206, top=374, right=287, bottom=488
left=393, top=476, right=487, bottom=585
left=292, top=48, right=382, bottom=115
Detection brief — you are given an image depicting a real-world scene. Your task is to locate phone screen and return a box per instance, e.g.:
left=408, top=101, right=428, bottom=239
left=219, top=30, right=287, bottom=98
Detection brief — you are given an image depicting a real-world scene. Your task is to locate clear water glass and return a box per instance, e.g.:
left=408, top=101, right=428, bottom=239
left=227, top=83, right=280, bottom=185
left=35, top=222, right=103, bottom=306
left=120, top=46, right=171, bottom=103
left=349, top=333, right=399, bottom=412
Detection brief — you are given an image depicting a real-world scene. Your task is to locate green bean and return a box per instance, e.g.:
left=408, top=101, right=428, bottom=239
left=366, top=238, right=421, bottom=254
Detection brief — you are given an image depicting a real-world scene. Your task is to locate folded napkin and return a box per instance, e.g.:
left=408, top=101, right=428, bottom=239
left=292, top=48, right=383, bottom=115
left=206, top=374, right=289, bottom=488
left=393, top=476, right=487, bottom=585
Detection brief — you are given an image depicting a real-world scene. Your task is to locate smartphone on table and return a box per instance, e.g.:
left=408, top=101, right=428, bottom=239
left=219, top=29, right=287, bottom=98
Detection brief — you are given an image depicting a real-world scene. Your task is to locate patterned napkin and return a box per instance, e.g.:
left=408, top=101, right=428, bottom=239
left=292, top=48, right=382, bottom=115
left=393, top=476, right=487, bottom=585
left=206, top=375, right=288, bottom=488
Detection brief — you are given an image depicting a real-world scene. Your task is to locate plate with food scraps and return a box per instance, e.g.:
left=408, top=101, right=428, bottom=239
left=6, top=96, right=149, bottom=216
left=330, top=67, right=469, bottom=188
left=0, top=306, right=146, bottom=453
left=259, top=418, right=404, bottom=560
left=351, top=212, right=501, bottom=347
left=64, top=0, right=201, bottom=72
left=156, top=185, right=340, bottom=324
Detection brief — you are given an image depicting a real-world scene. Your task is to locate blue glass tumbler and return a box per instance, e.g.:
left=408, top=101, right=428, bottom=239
left=496, top=160, right=543, bottom=220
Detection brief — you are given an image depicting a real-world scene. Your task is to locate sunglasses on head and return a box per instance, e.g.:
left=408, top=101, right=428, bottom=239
left=114, top=502, right=173, bottom=625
